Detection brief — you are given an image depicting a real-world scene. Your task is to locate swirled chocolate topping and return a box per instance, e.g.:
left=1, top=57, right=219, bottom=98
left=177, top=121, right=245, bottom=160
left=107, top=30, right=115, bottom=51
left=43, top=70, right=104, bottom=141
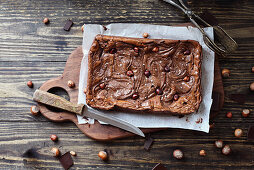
left=86, top=35, right=202, bottom=115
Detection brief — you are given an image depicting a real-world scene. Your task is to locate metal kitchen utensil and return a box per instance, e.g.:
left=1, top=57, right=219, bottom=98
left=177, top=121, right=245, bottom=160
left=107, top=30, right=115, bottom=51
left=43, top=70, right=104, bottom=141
left=163, top=0, right=238, bottom=55
left=33, top=89, right=145, bottom=137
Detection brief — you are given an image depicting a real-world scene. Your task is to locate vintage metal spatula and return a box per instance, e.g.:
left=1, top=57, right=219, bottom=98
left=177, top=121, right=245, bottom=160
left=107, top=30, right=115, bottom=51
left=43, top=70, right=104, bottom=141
left=33, top=89, right=145, bottom=137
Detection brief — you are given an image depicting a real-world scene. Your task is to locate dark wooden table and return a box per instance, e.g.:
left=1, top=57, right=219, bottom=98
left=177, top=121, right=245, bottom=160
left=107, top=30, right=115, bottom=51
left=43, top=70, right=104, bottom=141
left=1, top=0, right=254, bottom=169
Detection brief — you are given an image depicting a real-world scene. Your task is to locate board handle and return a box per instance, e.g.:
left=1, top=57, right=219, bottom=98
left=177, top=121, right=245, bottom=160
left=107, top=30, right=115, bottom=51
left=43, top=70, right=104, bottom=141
left=33, top=89, right=84, bottom=115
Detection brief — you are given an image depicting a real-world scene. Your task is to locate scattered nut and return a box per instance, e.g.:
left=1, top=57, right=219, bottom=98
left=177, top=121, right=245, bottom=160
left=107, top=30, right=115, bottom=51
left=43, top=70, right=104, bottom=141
left=99, top=83, right=106, bottom=89
left=27, top=80, right=33, bottom=88
left=43, top=18, right=49, bottom=24
left=70, top=151, right=76, bottom=156
left=51, top=147, right=60, bottom=157
left=98, top=151, right=108, bottom=161
left=173, top=149, right=183, bottom=160
left=155, top=88, right=163, bottom=95
left=226, top=112, right=232, bottom=118
left=143, top=32, right=149, bottom=38
left=132, top=92, right=139, bottom=100
left=127, top=70, right=134, bottom=77
left=30, top=105, right=40, bottom=115
left=234, top=128, right=243, bottom=138
left=242, top=109, right=250, bottom=117
left=250, top=82, right=254, bottom=91
left=81, top=25, right=84, bottom=32
left=221, top=68, right=230, bottom=78
left=251, top=66, right=254, bottom=73
left=215, top=140, right=223, bottom=148
left=199, top=149, right=206, bottom=156
left=50, top=134, right=58, bottom=142
left=222, top=145, right=231, bottom=155
left=67, top=80, right=75, bottom=88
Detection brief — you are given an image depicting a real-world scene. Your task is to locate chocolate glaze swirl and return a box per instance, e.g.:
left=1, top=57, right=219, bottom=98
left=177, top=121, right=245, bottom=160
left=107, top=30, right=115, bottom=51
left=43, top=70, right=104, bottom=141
left=86, top=35, right=202, bottom=115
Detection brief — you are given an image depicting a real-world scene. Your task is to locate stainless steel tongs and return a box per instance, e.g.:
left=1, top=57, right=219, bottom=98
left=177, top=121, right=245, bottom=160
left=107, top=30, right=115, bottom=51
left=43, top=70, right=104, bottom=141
left=163, top=0, right=238, bottom=55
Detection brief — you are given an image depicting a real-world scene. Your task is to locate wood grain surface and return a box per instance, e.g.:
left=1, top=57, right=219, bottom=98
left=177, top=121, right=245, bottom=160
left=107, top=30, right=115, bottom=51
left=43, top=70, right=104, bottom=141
left=0, top=0, right=254, bottom=169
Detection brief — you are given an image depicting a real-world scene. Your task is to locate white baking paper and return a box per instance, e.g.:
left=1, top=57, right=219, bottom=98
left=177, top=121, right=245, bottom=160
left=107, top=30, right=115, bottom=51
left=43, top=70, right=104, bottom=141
left=78, top=23, right=214, bottom=133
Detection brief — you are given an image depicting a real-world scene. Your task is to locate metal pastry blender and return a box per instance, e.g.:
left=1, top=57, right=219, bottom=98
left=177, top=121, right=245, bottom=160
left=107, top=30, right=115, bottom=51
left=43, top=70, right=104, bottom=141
left=163, top=0, right=238, bottom=55
left=33, top=90, right=145, bottom=137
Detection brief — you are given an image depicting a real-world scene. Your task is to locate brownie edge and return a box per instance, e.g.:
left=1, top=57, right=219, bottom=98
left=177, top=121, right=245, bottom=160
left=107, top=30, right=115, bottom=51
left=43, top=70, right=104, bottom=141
left=86, top=35, right=202, bottom=115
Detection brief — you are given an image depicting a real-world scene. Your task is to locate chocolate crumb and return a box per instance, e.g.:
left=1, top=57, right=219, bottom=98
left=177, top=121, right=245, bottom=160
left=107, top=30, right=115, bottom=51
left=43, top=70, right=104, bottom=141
left=59, top=152, right=73, bottom=170
left=152, top=163, right=168, bottom=170
left=144, top=134, right=154, bottom=151
left=247, top=126, right=254, bottom=140
left=63, top=20, right=73, bottom=31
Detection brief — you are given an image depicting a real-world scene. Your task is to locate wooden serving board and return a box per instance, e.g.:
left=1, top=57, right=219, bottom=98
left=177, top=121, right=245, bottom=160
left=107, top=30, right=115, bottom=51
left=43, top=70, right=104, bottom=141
left=38, top=46, right=224, bottom=141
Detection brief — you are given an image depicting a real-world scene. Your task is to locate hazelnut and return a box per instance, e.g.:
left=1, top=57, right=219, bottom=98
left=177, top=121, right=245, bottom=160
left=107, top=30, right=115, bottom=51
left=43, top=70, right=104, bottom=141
left=234, top=128, right=243, bottom=138
left=221, top=68, right=230, bottom=78
left=43, top=18, right=49, bottom=24
left=173, top=94, right=179, bottom=101
left=98, top=151, right=108, bottom=161
left=50, top=134, right=58, bottom=142
left=143, top=32, right=149, bottom=38
left=155, top=88, right=163, bottom=95
left=132, top=92, right=139, bottom=100
left=144, top=70, right=151, bottom=78
left=164, top=66, right=170, bottom=72
left=70, top=151, right=76, bottom=156
left=226, top=112, right=232, bottom=118
left=133, top=47, right=139, bottom=53
left=99, top=83, right=106, bottom=89
left=51, top=147, right=60, bottom=157
left=27, top=80, right=33, bottom=88
left=127, top=70, right=134, bottom=77
left=183, top=76, right=190, bottom=82
left=250, top=82, right=254, bottom=91
left=110, top=48, right=117, bottom=54
left=222, top=145, right=231, bottom=155
left=30, top=105, right=40, bottom=115
left=173, top=149, right=183, bottom=159
left=152, top=47, right=159, bottom=52
left=252, top=66, right=254, bottom=73
left=81, top=25, right=84, bottom=32
left=183, top=50, right=190, bottom=55
left=215, top=140, right=223, bottom=148
left=67, top=80, right=75, bottom=88
left=199, top=149, right=206, bottom=156
left=242, top=109, right=250, bottom=117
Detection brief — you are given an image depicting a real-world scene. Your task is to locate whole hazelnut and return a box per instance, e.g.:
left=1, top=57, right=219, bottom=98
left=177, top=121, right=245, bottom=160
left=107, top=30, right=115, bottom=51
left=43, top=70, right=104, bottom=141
left=67, top=80, right=75, bottom=88
left=43, top=18, right=49, bottom=24
left=234, top=128, right=243, bottom=138
left=242, top=109, right=250, bottom=117
left=98, top=151, right=108, bottom=161
left=215, top=140, right=223, bottom=148
left=183, top=76, right=190, bottom=82
left=250, top=82, right=254, bottom=91
left=199, top=149, right=206, bottom=156
left=143, top=32, right=149, bottom=38
left=30, top=105, right=40, bottom=115
left=99, top=83, right=106, bottom=89
left=27, top=80, right=33, bottom=88
left=221, top=68, right=230, bottom=78
left=152, top=47, right=159, bottom=52
left=132, top=92, right=139, bottom=100
left=226, top=112, right=232, bottom=118
left=51, top=147, right=60, bottom=157
left=50, top=134, right=58, bottom=142
left=251, top=66, right=254, bottom=73
left=81, top=25, right=84, bottom=32
left=222, top=145, right=231, bottom=155
left=70, top=151, right=76, bottom=156
left=127, top=70, right=134, bottom=77
left=173, top=149, right=183, bottom=160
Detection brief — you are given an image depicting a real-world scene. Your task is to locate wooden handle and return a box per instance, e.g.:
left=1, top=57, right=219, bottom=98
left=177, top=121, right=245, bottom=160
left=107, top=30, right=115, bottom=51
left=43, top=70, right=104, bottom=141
left=33, top=89, right=84, bottom=115
left=214, top=26, right=238, bottom=53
